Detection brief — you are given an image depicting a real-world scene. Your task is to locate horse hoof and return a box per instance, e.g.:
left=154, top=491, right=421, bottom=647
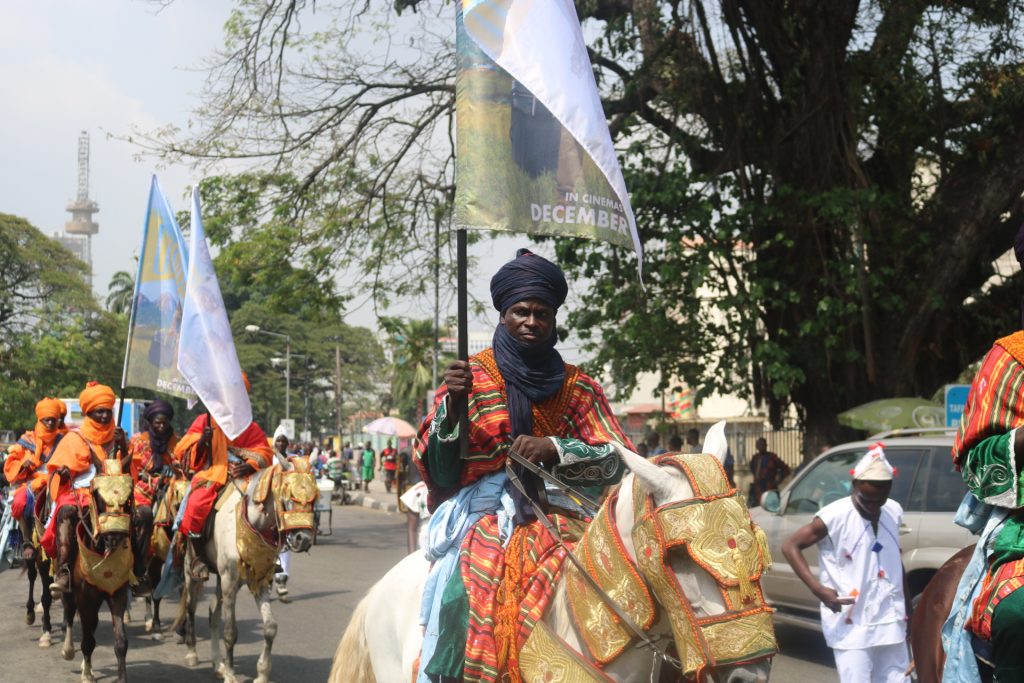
left=151, top=631, right=163, bottom=642
left=184, top=652, right=199, bottom=667
left=144, top=619, right=153, bottom=633
left=35, top=603, right=43, bottom=614
left=26, top=611, right=35, bottom=626
left=38, top=632, right=51, bottom=648
left=62, top=647, right=75, bottom=661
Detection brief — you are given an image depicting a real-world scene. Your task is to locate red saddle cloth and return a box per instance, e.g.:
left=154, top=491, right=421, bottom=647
left=461, top=513, right=586, bottom=683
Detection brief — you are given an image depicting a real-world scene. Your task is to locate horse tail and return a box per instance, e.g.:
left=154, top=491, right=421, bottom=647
left=329, top=595, right=376, bottom=683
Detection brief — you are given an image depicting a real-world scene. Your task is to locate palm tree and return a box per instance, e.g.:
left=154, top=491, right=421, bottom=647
left=106, top=270, right=135, bottom=315
left=382, top=317, right=443, bottom=421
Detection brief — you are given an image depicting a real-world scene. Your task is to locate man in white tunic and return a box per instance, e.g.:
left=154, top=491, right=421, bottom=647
left=782, top=444, right=912, bottom=682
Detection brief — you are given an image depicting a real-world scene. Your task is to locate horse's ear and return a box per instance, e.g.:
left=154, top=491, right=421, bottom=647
left=617, top=444, right=681, bottom=503
left=702, top=421, right=728, bottom=464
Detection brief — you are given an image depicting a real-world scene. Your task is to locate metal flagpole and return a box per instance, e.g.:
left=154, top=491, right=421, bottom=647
left=457, top=229, right=469, bottom=458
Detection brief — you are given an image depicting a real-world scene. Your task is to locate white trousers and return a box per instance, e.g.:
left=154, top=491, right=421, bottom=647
left=833, top=642, right=910, bottom=683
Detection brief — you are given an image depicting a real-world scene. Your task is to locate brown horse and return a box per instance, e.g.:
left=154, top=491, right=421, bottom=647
left=57, top=461, right=136, bottom=683
left=909, top=544, right=985, bottom=683
left=18, top=491, right=57, bottom=647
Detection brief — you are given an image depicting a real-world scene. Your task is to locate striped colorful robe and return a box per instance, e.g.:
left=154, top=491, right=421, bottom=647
left=413, top=348, right=633, bottom=511
left=953, top=331, right=1024, bottom=642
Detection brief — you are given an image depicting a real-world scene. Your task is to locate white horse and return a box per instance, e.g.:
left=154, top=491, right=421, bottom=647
left=174, top=465, right=317, bottom=683
left=330, top=423, right=774, bottom=683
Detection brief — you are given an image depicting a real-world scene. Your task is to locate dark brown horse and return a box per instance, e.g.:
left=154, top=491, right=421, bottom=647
left=57, top=462, right=135, bottom=683
left=20, top=491, right=56, bottom=647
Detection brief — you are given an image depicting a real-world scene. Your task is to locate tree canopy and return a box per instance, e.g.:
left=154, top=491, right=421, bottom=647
left=141, top=1, right=1024, bottom=455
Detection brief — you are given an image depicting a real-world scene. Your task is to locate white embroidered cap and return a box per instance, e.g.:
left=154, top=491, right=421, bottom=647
left=273, top=424, right=289, bottom=440
left=851, top=442, right=896, bottom=481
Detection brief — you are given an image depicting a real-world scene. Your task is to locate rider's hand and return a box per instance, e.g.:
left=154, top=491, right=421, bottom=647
left=57, top=466, right=71, bottom=481
left=19, top=460, right=34, bottom=472
left=510, top=435, right=558, bottom=465
left=814, top=586, right=848, bottom=613
left=114, top=427, right=127, bottom=452
left=230, top=461, right=256, bottom=479
left=444, top=361, right=473, bottom=404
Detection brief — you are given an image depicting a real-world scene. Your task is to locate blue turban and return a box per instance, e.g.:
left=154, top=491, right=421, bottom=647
left=490, top=249, right=568, bottom=314
left=144, top=399, right=175, bottom=458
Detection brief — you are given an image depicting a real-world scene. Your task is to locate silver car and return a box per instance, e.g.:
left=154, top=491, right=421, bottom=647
left=749, top=431, right=974, bottom=629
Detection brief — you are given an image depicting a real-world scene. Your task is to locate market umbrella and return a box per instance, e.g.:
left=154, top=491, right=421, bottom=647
left=837, top=398, right=945, bottom=432
left=364, top=416, right=418, bottom=439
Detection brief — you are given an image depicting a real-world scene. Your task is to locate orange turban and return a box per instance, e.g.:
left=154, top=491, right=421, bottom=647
left=58, top=399, right=68, bottom=418
left=35, top=397, right=64, bottom=420
left=79, top=382, right=116, bottom=415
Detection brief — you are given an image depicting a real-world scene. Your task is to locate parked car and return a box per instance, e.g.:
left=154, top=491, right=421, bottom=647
left=749, top=429, right=974, bottom=630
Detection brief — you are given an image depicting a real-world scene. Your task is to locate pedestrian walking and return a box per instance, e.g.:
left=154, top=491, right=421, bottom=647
left=380, top=439, right=398, bottom=493
left=748, top=437, right=790, bottom=505
left=782, top=445, right=911, bottom=682
left=361, top=442, right=375, bottom=492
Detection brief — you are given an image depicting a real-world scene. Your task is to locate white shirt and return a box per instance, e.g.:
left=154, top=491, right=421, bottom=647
left=816, top=496, right=906, bottom=649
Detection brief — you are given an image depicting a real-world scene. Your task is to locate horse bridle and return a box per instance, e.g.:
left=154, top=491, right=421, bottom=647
left=504, top=449, right=685, bottom=673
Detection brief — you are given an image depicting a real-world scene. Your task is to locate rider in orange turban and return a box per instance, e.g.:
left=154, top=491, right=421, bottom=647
left=4, top=398, right=67, bottom=559
left=43, top=382, right=128, bottom=594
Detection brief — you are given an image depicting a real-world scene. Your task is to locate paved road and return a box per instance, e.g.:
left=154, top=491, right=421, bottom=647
left=0, top=479, right=840, bottom=681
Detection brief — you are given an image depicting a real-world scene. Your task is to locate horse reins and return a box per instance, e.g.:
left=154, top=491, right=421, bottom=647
left=504, top=449, right=684, bottom=673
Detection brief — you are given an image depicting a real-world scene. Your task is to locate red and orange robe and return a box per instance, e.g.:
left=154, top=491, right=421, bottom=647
left=127, top=431, right=180, bottom=507
left=414, top=348, right=633, bottom=511
left=953, top=331, right=1024, bottom=646
left=174, top=414, right=272, bottom=536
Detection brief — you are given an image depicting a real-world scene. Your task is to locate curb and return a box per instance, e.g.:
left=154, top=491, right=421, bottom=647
left=345, top=490, right=400, bottom=514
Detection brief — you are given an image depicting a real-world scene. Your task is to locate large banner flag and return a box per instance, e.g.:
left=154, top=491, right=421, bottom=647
left=122, top=176, right=196, bottom=400
left=177, top=187, right=252, bottom=439
left=456, top=0, right=642, bottom=264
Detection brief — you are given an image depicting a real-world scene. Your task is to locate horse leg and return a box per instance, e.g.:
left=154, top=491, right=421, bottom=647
left=39, top=559, right=53, bottom=648
left=184, top=575, right=201, bottom=667
left=144, top=596, right=153, bottom=632
left=219, top=575, right=241, bottom=683
left=110, top=589, right=129, bottom=683
left=210, top=575, right=226, bottom=679
left=61, top=591, right=77, bottom=661
left=79, top=591, right=99, bottom=683
left=254, top=587, right=277, bottom=683
left=150, top=597, right=164, bottom=641
left=25, top=555, right=37, bottom=625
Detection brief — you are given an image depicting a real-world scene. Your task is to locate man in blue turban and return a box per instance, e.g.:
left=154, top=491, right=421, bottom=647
left=411, top=249, right=634, bottom=682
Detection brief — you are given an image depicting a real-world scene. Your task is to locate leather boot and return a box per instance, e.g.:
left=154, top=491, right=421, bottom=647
left=188, top=536, right=209, bottom=581
left=50, top=518, right=72, bottom=596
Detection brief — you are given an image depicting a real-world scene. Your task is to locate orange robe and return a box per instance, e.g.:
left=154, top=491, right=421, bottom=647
left=174, top=414, right=272, bottom=485
left=46, top=430, right=115, bottom=502
left=4, top=432, right=59, bottom=496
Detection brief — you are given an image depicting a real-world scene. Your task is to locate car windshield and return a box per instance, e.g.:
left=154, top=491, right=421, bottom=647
left=785, top=447, right=925, bottom=514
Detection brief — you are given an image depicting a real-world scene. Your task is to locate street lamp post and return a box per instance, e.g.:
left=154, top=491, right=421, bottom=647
left=244, top=324, right=291, bottom=421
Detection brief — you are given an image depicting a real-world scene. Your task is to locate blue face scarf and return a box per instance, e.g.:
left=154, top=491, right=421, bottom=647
left=492, top=322, right=566, bottom=439
left=492, top=321, right=565, bottom=524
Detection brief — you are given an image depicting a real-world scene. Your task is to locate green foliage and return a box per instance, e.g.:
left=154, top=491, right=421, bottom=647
left=106, top=270, right=135, bottom=315
left=145, top=1, right=1024, bottom=455
left=380, top=317, right=452, bottom=422
left=0, top=213, right=93, bottom=334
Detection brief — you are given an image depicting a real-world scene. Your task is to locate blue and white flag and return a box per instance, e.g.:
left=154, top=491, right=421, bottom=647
left=177, top=186, right=252, bottom=439
left=122, top=176, right=195, bottom=399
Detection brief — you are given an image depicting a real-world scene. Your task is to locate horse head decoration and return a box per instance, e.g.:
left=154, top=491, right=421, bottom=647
left=331, top=421, right=776, bottom=683
left=81, top=458, right=135, bottom=594
left=276, top=457, right=318, bottom=553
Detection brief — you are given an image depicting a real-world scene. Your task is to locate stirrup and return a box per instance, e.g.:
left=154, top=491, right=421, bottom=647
left=188, top=556, right=209, bottom=582
left=133, top=576, right=153, bottom=597
left=50, top=566, right=71, bottom=596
